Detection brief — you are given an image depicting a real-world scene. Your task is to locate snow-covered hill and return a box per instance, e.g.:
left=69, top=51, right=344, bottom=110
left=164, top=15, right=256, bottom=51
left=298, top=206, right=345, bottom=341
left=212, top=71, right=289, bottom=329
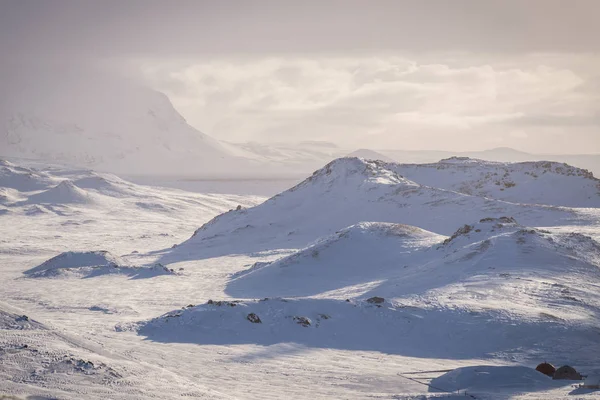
left=141, top=216, right=600, bottom=375
left=0, top=160, right=59, bottom=191
left=391, top=157, right=600, bottom=207
left=227, top=222, right=445, bottom=297
left=380, top=147, right=600, bottom=178
left=2, top=157, right=600, bottom=399
left=0, top=159, right=265, bottom=258
left=226, top=218, right=600, bottom=312
left=169, top=157, right=576, bottom=259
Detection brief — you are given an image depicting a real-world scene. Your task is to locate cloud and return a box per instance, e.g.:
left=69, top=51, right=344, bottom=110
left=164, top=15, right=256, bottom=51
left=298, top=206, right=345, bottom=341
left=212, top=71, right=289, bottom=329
left=2, top=0, right=600, bottom=58
left=2, top=1, right=598, bottom=153
left=141, top=54, right=600, bottom=153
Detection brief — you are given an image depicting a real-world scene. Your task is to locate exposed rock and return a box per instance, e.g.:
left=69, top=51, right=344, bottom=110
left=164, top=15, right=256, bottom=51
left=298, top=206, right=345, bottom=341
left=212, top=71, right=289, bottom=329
left=293, top=316, right=311, bottom=327
left=247, top=313, right=262, bottom=323
left=207, top=299, right=239, bottom=307
left=366, top=296, right=385, bottom=304
left=443, top=224, right=474, bottom=245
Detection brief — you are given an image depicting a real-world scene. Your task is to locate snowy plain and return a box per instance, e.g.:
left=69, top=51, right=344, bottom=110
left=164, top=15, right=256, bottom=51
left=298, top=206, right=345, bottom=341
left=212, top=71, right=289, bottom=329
left=1, top=156, right=600, bottom=399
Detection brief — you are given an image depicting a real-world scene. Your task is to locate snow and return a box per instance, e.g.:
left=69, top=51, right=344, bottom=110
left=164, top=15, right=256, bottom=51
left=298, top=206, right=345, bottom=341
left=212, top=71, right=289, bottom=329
left=0, top=68, right=254, bottom=177
left=23, top=180, right=96, bottom=205
left=0, top=162, right=59, bottom=192
left=390, top=157, right=600, bottom=207
left=584, top=373, right=600, bottom=388
left=430, top=365, right=563, bottom=394
left=174, top=158, right=578, bottom=260
left=226, top=222, right=445, bottom=298
left=1, top=157, right=600, bottom=399
left=25, top=250, right=124, bottom=274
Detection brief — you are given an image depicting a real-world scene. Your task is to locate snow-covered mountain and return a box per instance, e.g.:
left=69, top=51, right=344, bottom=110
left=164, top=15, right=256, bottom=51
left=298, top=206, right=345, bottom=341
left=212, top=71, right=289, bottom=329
left=0, top=69, right=255, bottom=176
left=346, top=148, right=396, bottom=162
left=169, top=157, right=577, bottom=259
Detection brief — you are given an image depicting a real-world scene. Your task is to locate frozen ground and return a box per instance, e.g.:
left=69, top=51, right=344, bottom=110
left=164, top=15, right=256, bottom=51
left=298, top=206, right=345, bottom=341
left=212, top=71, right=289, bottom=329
left=1, top=157, right=599, bottom=399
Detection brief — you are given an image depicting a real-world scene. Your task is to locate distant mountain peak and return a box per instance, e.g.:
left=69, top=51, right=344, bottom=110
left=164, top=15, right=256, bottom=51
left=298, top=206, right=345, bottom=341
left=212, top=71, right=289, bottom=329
left=346, top=149, right=396, bottom=162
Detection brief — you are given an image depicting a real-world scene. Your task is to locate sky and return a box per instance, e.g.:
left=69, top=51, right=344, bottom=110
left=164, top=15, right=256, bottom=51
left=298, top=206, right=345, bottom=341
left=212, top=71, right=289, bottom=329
left=1, top=0, right=599, bottom=153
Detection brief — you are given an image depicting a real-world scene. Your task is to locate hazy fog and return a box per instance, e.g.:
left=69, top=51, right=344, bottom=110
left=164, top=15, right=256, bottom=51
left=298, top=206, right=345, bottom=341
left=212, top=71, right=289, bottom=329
left=1, top=0, right=599, bottom=153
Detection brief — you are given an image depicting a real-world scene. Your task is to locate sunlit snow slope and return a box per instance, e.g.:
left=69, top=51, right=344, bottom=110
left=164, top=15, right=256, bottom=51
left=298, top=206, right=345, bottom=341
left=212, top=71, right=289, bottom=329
left=170, top=157, right=580, bottom=259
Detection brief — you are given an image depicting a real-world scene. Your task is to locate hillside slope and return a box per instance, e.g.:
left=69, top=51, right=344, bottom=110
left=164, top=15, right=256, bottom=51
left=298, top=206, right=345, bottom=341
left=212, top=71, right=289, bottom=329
left=142, top=217, right=600, bottom=367
left=168, top=158, right=576, bottom=260
left=390, top=157, right=600, bottom=207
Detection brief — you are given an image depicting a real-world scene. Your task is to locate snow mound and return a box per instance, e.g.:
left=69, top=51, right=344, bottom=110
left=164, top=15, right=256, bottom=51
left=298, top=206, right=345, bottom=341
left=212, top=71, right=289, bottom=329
left=429, top=365, right=561, bottom=394
left=174, top=158, right=573, bottom=259
left=25, top=180, right=94, bottom=205
left=25, top=251, right=176, bottom=279
left=227, top=222, right=445, bottom=297
left=24, top=251, right=176, bottom=279
left=0, top=187, right=21, bottom=204
left=391, top=157, right=600, bottom=207
left=23, top=204, right=51, bottom=216
left=25, top=251, right=124, bottom=275
left=0, top=309, right=45, bottom=330
left=0, top=161, right=58, bottom=191
left=72, top=174, right=132, bottom=197
left=137, top=297, right=598, bottom=361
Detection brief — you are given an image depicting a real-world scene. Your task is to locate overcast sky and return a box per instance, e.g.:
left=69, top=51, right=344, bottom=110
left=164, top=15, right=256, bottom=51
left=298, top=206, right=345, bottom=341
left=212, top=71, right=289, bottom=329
left=2, top=0, right=599, bottom=153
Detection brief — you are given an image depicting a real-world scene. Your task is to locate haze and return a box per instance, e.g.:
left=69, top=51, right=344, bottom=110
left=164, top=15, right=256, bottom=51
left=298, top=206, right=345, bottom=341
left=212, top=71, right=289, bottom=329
left=1, top=0, right=599, bottom=154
